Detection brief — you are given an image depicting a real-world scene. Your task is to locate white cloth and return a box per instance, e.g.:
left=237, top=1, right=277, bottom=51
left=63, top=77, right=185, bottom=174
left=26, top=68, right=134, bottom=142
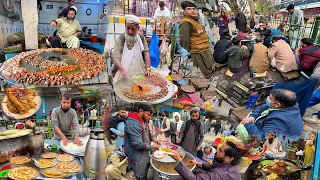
left=153, top=6, right=171, bottom=19
left=90, top=109, right=97, bottom=117
left=125, top=14, right=141, bottom=24
left=113, top=34, right=146, bottom=84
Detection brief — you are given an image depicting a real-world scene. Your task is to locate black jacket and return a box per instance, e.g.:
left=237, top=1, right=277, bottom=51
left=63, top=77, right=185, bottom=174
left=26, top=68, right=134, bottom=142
left=213, top=38, right=232, bottom=64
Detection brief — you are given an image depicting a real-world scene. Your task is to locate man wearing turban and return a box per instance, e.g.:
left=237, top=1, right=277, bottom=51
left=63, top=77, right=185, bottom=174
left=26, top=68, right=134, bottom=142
left=112, top=14, right=152, bottom=84
left=179, top=1, right=214, bottom=79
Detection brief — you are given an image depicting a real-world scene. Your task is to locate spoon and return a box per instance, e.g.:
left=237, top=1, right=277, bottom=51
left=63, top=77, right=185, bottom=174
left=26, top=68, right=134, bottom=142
left=127, top=76, right=143, bottom=91
left=32, top=158, right=42, bottom=168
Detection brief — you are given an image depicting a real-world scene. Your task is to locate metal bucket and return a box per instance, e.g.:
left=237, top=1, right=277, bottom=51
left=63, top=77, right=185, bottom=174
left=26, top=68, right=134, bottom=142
left=150, top=152, right=196, bottom=180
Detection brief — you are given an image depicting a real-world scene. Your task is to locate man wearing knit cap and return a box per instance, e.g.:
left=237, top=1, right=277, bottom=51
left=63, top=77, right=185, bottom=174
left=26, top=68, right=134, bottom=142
left=177, top=107, right=204, bottom=156
left=112, top=14, right=152, bottom=84
left=179, top=1, right=214, bottom=80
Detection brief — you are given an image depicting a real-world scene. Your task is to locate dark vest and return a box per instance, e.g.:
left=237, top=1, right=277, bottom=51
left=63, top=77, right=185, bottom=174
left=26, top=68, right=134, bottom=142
left=162, top=118, right=171, bottom=138
left=179, top=17, right=210, bottom=53
left=181, top=120, right=201, bottom=146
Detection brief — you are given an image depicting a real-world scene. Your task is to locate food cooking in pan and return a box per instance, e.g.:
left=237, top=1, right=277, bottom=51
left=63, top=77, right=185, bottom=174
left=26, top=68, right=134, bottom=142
left=122, top=74, right=169, bottom=101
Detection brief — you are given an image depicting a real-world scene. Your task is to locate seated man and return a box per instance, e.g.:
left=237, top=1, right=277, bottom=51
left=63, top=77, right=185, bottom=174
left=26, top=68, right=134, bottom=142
left=241, top=89, right=303, bottom=140
left=50, top=6, right=81, bottom=49
left=259, top=22, right=273, bottom=48
left=249, top=35, right=269, bottom=74
left=196, top=145, right=215, bottom=164
left=226, top=36, right=250, bottom=78
left=297, top=38, right=320, bottom=77
left=213, top=29, right=232, bottom=64
left=260, top=132, right=286, bottom=159
left=169, top=141, right=242, bottom=180
left=268, top=36, right=297, bottom=73
left=105, top=146, right=128, bottom=180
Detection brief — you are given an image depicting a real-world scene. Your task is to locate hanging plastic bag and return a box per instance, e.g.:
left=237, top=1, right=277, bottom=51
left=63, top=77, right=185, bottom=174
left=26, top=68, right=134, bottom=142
left=149, top=34, right=160, bottom=68
left=160, top=35, right=169, bottom=66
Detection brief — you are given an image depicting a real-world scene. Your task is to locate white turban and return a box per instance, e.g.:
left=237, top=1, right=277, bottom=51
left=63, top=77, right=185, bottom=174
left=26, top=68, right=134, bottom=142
left=173, top=112, right=181, bottom=120
left=125, top=14, right=141, bottom=24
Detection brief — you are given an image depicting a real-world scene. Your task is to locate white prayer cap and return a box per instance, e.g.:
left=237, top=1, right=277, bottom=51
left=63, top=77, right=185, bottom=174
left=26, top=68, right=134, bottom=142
left=125, top=14, right=141, bottom=24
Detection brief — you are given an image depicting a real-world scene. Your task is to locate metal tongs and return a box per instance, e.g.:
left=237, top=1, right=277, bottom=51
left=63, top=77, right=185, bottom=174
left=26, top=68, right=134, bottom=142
left=127, top=76, right=143, bottom=91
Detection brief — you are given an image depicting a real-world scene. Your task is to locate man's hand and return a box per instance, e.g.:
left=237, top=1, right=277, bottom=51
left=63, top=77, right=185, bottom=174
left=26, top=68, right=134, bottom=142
left=279, top=149, right=283, bottom=152
left=145, top=70, right=151, bottom=76
left=119, top=132, right=124, bottom=137
left=241, top=117, right=255, bottom=124
left=122, top=69, right=128, bottom=77
left=168, top=152, right=182, bottom=161
left=74, top=136, right=82, bottom=146
left=189, top=160, right=202, bottom=166
left=153, top=143, right=161, bottom=150
left=175, top=131, right=179, bottom=136
left=51, top=21, right=57, bottom=27
left=196, top=145, right=201, bottom=151
left=73, top=32, right=81, bottom=37
left=176, top=138, right=181, bottom=144
left=62, top=137, right=69, bottom=146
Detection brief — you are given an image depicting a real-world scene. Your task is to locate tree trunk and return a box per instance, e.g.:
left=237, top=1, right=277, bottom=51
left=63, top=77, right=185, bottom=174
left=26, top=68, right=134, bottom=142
left=249, top=0, right=255, bottom=28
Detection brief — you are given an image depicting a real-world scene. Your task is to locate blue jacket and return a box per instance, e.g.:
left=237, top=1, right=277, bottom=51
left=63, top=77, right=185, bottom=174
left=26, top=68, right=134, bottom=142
left=244, top=104, right=303, bottom=140
left=124, top=113, right=154, bottom=163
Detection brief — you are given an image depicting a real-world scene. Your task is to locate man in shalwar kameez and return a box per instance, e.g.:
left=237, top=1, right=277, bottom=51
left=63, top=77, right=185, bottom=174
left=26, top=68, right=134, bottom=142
left=50, top=6, right=81, bottom=49
left=177, top=107, right=204, bottom=157
left=111, top=14, right=152, bottom=84
left=179, top=1, right=214, bottom=79
left=287, top=4, right=305, bottom=50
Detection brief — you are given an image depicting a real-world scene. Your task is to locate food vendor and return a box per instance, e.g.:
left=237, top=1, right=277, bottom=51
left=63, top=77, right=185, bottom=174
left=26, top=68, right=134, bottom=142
left=111, top=14, right=151, bottom=84
left=52, top=94, right=82, bottom=146
left=50, top=6, right=81, bottom=49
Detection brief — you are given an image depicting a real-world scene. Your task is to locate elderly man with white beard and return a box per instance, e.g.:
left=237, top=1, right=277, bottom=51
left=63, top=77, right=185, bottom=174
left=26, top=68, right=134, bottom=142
left=50, top=6, right=81, bottom=49
left=112, top=15, right=152, bottom=84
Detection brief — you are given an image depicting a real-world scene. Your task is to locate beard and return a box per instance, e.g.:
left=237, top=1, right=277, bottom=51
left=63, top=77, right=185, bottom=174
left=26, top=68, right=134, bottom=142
left=67, top=17, right=74, bottom=23
left=214, top=156, right=224, bottom=163
left=268, top=138, right=274, bottom=144
left=61, top=107, right=70, bottom=112
left=125, top=33, right=137, bottom=48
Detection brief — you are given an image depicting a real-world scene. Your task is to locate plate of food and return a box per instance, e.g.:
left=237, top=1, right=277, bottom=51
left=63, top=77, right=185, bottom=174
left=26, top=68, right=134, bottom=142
left=9, top=156, right=31, bottom=165
left=34, top=159, right=55, bottom=169
left=153, top=150, right=166, bottom=159
left=41, top=152, right=58, bottom=159
left=8, top=166, right=38, bottom=180
left=55, top=161, right=82, bottom=174
left=56, top=154, right=75, bottom=162
left=40, top=167, right=70, bottom=178
left=2, top=87, right=41, bottom=119
left=114, top=74, right=175, bottom=104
